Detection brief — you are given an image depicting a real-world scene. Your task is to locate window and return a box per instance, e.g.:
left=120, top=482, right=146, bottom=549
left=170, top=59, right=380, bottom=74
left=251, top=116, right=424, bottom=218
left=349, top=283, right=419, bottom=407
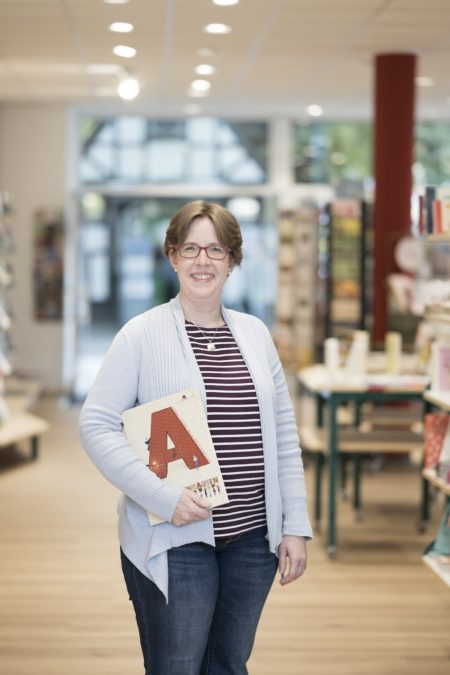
left=80, top=117, right=268, bottom=185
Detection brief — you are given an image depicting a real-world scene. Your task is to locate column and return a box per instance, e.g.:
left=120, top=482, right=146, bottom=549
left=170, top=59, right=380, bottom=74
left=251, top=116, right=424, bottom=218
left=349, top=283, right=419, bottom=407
left=372, top=53, right=416, bottom=344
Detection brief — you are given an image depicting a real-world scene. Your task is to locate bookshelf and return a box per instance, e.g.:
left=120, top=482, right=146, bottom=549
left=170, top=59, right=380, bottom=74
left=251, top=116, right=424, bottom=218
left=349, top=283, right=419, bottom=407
left=0, top=189, right=14, bottom=422
left=274, top=205, right=318, bottom=370
left=0, top=189, right=48, bottom=459
left=420, top=195, right=450, bottom=587
left=319, top=199, right=371, bottom=350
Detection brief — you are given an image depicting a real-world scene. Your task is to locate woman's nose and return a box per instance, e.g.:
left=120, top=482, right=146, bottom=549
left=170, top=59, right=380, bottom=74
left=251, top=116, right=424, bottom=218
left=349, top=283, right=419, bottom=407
left=196, top=248, right=210, bottom=264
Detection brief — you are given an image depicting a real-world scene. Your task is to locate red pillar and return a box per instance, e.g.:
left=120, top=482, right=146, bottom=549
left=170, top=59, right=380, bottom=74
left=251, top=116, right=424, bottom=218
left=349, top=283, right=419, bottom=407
left=372, top=53, right=416, bottom=345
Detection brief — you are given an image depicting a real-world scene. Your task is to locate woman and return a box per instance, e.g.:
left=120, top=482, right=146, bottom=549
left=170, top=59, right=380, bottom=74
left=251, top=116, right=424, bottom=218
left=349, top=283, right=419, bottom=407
left=79, top=200, right=312, bottom=675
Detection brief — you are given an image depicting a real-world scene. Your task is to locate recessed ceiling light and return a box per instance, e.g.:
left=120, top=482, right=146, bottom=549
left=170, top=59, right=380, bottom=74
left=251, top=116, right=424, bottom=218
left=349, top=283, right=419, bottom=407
left=307, top=104, right=323, bottom=117
left=204, top=23, right=231, bottom=34
left=195, top=64, right=215, bottom=76
left=113, top=45, right=137, bottom=58
left=416, top=76, right=434, bottom=87
left=213, top=0, right=239, bottom=5
left=190, top=79, right=211, bottom=92
left=104, top=0, right=130, bottom=5
left=184, top=104, right=203, bottom=115
left=110, top=22, right=134, bottom=33
left=117, top=78, right=140, bottom=100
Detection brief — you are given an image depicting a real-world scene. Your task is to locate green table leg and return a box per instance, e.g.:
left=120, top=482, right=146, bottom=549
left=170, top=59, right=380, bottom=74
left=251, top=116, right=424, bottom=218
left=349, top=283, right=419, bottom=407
left=315, top=453, right=324, bottom=527
left=31, top=436, right=39, bottom=460
left=353, top=454, right=362, bottom=519
left=327, top=395, right=338, bottom=557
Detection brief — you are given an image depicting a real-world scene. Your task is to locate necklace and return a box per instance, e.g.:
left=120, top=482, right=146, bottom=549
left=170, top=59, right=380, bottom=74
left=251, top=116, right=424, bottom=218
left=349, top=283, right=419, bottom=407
left=194, top=322, right=219, bottom=351
left=185, top=314, right=223, bottom=351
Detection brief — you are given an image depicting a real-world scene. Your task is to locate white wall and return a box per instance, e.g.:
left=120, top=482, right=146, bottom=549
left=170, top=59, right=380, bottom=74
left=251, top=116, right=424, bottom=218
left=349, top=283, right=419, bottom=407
left=0, top=103, right=67, bottom=391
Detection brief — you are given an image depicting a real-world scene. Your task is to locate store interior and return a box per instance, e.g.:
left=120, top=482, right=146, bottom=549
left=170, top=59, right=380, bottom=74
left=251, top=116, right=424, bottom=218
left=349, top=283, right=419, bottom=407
left=0, top=1, right=450, bottom=674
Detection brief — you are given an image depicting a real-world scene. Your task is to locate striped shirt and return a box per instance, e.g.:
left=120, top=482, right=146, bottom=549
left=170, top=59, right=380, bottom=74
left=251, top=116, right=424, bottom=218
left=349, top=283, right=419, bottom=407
left=186, top=320, right=267, bottom=537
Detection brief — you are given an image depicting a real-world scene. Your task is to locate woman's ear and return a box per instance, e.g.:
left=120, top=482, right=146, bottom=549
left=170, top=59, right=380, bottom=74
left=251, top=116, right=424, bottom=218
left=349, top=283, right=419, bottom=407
left=168, top=249, right=177, bottom=271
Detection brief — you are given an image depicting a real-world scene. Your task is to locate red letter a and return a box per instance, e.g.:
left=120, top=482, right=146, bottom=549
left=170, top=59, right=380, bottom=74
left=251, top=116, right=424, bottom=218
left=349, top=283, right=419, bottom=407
left=148, top=407, right=209, bottom=479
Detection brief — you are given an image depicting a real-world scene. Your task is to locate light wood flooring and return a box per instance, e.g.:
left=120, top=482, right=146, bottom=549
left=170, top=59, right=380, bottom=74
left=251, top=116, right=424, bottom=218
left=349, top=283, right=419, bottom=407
left=0, top=397, right=449, bottom=675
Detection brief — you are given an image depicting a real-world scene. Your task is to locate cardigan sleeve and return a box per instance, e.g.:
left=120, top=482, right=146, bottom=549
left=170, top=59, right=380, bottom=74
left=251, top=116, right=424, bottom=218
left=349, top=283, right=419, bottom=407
left=263, top=324, right=313, bottom=539
left=79, top=324, right=183, bottom=523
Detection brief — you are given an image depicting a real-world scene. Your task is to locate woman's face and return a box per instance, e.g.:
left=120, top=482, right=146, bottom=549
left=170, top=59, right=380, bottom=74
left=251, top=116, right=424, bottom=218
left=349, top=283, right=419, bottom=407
left=169, top=216, right=233, bottom=306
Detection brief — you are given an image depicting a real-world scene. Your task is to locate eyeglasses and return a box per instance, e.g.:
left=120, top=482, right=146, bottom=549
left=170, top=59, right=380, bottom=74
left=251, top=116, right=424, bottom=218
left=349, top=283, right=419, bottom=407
left=176, top=244, right=231, bottom=260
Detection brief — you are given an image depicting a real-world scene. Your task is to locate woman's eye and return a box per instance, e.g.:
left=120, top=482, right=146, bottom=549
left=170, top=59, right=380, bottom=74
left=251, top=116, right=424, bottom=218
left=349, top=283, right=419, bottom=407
left=210, top=246, right=224, bottom=253
left=183, top=245, right=197, bottom=252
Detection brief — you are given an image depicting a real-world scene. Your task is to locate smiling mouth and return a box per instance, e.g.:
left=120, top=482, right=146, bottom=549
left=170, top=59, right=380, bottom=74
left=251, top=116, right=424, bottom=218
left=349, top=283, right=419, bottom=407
left=191, top=273, right=214, bottom=280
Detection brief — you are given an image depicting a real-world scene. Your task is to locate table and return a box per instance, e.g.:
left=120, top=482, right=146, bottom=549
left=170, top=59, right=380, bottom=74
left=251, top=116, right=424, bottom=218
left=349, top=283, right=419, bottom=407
left=298, top=364, right=430, bottom=556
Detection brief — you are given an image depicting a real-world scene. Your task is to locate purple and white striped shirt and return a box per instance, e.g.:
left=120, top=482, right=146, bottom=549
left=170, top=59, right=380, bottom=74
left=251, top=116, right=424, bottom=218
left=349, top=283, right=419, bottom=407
left=186, top=321, right=267, bottom=537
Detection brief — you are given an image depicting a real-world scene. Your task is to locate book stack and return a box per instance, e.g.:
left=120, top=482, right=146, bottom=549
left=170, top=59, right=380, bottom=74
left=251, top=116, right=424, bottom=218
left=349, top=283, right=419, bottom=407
left=419, top=186, right=450, bottom=235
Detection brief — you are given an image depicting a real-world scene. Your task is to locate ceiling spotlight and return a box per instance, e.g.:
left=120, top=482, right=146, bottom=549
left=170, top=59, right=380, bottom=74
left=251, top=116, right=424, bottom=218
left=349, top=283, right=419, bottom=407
left=104, top=0, right=130, bottom=4
left=204, top=23, right=231, bottom=34
left=416, top=76, right=434, bottom=87
left=113, top=45, right=137, bottom=58
left=307, top=104, right=323, bottom=117
left=110, top=22, right=134, bottom=33
left=117, top=77, right=140, bottom=100
left=213, top=0, right=239, bottom=5
left=195, top=64, right=215, bottom=76
left=190, top=79, right=211, bottom=92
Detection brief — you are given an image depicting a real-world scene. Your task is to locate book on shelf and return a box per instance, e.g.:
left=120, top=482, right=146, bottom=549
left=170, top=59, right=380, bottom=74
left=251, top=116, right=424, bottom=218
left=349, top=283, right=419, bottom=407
left=424, top=413, right=449, bottom=468
left=425, top=186, right=436, bottom=234
left=431, top=342, right=450, bottom=391
left=122, top=388, right=228, bottom=526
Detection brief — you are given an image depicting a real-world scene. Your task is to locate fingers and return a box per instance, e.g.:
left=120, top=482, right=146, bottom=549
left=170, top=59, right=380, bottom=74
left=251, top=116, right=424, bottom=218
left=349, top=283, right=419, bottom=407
left=171, top=489, right=211, bottom=526
left=190, top=491, right=211, bottom=510
left=278, top=536, right=307, bottom=586
left=280, top=556, right=306, bottom=585
left=278, top=547, right=287, bottom=580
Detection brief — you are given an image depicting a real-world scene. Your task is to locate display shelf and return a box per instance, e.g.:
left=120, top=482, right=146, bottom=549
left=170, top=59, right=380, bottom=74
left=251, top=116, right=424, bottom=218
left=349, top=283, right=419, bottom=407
left=274, top=206, right=318, bottom=369
left=422, top=468, right=450, bottom=496
left=425, top=312, right=450, bottom=325
left=424, top=390, right=450, bottom=412
left=425, top=234, right=450, bottom=243
left=422, top=554, right=450, bottom=588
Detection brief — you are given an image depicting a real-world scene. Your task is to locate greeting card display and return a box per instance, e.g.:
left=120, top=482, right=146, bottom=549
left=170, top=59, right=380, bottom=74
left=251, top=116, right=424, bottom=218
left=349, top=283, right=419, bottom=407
left=122, top=388, right=228, bottom=525
left=424, top=413, right=450, bottom=468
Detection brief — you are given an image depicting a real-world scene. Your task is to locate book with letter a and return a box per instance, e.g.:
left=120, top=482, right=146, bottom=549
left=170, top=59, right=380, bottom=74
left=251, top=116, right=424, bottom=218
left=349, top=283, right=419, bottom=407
left=122, top=388, right=228, bottom=525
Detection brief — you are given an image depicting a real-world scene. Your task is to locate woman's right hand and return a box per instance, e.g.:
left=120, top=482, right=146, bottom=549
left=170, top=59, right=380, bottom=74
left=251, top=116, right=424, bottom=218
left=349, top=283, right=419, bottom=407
left=171, top=489, right=211, bottom=526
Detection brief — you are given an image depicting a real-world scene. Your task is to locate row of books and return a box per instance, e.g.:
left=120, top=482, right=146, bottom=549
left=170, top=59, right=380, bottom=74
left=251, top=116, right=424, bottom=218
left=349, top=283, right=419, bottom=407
left=419, top=186, right=450, bottom=235
left=424, top=413, right=450, bottom=484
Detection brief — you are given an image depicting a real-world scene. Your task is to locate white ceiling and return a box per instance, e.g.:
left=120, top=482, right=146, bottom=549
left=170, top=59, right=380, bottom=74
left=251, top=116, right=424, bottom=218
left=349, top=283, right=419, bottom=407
left=1, top=0, right=450, bottom=119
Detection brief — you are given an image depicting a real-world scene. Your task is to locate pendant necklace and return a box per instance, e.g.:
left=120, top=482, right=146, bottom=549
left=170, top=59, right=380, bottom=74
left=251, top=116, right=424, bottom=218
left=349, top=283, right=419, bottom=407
left=196, top=323, right=219, bottom=351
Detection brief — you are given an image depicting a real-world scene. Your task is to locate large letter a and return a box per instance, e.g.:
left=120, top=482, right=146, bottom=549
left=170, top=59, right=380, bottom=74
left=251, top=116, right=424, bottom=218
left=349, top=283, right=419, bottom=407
left=148, top=407, right=209, bottom=479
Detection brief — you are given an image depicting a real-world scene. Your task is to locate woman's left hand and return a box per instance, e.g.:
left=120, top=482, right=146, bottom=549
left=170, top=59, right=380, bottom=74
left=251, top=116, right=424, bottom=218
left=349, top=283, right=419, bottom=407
left=278, top=535, right=307, bottom=585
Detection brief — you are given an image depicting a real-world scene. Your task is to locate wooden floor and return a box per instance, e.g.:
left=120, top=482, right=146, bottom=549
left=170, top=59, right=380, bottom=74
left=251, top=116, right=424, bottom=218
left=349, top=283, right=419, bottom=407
left=0, top=397, right=449, bottom=675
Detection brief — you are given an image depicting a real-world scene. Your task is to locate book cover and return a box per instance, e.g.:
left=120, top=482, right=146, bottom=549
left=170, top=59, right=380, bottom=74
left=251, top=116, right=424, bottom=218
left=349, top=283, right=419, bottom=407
left=431, top=342, right=450, bottom=391
left=432, top=199, right=443, bottom=235
left=122, top=388, right=229, bottom=525
left=425, top=186, right=436, bottom=234
left=424, top=413, right=450, bottom=468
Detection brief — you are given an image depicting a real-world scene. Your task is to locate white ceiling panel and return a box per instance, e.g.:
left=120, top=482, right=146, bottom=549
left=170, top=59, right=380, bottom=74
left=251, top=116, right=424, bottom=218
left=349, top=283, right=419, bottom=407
left=0, top=0, right=448, bottom=118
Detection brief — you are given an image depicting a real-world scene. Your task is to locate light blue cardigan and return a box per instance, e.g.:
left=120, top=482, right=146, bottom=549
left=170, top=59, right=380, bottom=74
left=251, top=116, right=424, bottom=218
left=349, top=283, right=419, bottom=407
left=79, top=296, right=312, bottom=602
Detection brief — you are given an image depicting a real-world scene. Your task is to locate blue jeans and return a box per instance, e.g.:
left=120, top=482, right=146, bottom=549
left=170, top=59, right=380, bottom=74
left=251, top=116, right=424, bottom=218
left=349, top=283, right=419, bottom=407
left=120, top=526, right=278, bottom=675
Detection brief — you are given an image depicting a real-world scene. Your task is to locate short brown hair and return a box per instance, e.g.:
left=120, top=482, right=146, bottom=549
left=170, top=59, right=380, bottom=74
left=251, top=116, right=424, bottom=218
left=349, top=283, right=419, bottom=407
left=164, top=201, right=243, bottom=266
